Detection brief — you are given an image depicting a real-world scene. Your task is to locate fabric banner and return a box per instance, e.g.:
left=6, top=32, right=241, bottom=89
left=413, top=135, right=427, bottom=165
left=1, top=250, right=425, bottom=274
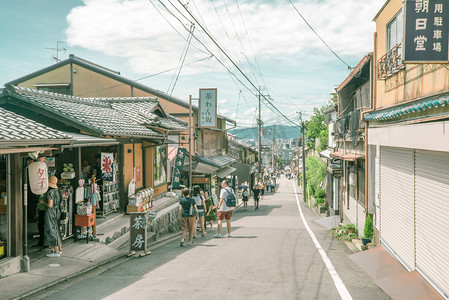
left=101, top=152, right=114, bottom=181
left=172, top=147, right=187, bottom=188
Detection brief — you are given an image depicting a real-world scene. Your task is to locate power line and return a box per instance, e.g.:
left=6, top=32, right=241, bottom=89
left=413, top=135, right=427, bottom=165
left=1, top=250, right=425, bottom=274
left=176, top=0, right=300, bottom=127
left=287, top=0, right=351, bottom=69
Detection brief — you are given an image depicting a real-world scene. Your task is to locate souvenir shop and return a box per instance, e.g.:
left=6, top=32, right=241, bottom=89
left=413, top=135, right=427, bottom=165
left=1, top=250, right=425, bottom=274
left=27, top=141, right=121, bottom=243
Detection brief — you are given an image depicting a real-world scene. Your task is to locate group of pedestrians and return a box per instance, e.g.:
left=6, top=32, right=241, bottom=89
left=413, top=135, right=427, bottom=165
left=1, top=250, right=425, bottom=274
left=241, top=177, right=276, bottom=210
left=179, top=180, right=236, bottom=246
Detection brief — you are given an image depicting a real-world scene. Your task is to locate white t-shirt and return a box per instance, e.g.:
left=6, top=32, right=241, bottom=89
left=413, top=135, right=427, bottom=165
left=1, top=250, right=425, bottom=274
left=192, top=195, right=204, bottom=212
left=219, top=187, right=235, bottom=212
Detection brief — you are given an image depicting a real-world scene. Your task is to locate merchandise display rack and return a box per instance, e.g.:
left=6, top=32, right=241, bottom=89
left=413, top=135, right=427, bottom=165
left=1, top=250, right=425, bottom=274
left=97, top=180, right=119, bottom=218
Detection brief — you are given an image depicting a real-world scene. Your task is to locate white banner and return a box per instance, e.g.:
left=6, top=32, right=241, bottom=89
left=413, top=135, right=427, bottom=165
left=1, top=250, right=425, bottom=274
left=199, top=88, right=217, bottom=128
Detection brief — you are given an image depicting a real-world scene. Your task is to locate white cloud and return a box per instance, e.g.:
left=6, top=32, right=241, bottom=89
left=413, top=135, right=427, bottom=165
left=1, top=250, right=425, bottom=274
left=66, top=0, right=384, bottom=75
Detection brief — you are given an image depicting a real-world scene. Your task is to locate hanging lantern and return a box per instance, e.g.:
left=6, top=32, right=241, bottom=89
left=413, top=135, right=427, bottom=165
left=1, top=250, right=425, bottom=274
left=28, top=160, right=49, bottom=195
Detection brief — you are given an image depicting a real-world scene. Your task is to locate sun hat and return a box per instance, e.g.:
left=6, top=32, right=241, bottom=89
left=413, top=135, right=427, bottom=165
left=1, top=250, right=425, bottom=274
left=48, top=175, right=58, bottom=189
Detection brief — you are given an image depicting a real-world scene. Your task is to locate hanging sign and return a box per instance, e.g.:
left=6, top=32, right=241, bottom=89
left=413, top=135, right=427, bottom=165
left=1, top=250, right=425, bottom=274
left=172, top=147, right=187, bottom=188
left=199, top=88, right=217, bottom=128
left=28, top=161, right=49, bottom=195
left=101, top=152, right=114, bottom=181
left=403, top=0, right=449, bottom=62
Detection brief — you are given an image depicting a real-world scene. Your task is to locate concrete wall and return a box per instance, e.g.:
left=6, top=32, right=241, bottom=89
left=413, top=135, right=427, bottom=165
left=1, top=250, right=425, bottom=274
left=342, top=192, right=366, bottom=237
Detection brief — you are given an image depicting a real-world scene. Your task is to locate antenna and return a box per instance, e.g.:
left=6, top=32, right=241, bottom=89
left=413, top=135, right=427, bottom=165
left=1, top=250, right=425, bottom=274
left=45, top=41, right=67, bottom=62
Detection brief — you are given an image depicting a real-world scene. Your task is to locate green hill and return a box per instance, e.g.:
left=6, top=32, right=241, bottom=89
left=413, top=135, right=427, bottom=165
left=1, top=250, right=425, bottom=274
left=230, top=125, right=301, bottom=141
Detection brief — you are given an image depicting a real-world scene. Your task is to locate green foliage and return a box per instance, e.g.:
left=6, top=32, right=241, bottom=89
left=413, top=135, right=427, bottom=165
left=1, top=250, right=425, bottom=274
left=347, top=224, right=355, bottom=229
left=363, top=215, right=374, bottom=239
left=304, top=102, right=332, bottom=151
left=305, top=156, right=326, bottom=198
left=333, top=225, right=358, bottom=241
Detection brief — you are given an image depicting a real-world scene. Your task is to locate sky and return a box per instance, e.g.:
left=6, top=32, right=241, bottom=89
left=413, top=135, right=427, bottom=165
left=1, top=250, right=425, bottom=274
left=0, top=0, right=385, bottom=128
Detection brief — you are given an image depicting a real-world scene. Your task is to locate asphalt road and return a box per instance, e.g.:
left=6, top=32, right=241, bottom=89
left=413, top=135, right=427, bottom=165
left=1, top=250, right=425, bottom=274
left=29, top=176, right=390, bottom=300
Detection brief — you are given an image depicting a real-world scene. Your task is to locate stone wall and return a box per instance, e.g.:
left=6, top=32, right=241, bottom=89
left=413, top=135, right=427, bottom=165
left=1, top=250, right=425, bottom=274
left=148, top=202, right=182, bottom=238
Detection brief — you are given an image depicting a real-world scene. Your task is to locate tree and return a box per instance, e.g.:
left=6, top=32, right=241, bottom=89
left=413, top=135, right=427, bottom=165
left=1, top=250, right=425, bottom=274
left=304, top=102, right=333, bottom=152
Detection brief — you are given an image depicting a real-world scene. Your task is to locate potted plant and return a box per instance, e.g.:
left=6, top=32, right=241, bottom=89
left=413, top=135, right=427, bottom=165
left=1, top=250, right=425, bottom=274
left=361, top=215, right=374, bottom=246
left=347, top=224, right=355, bottom=234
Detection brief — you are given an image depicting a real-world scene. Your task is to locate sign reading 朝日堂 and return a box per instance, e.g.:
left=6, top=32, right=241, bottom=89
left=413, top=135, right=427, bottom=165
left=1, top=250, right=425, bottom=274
left=403, top=0, right=449, bottom=62
left=199, top=88, right=217, bottom=128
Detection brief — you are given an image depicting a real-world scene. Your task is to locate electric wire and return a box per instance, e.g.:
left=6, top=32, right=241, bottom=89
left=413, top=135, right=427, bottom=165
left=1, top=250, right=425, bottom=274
left=287, top=0, right=351, bottom=69
left=176, top=0, right=300, bottom=127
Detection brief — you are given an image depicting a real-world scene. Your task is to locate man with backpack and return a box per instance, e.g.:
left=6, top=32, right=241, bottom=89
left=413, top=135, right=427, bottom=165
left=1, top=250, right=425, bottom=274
left=215, top=180, right=236, bottom=238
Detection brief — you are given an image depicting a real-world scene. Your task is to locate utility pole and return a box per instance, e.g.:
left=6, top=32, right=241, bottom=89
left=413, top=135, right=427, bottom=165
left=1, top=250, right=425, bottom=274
left=272, top=128, right=275, bottom=172
left=301, top=113, right=307, bottom=201
left=258, top=88, right=261, bottom=180
left=257, top=87, right=270, bottom=181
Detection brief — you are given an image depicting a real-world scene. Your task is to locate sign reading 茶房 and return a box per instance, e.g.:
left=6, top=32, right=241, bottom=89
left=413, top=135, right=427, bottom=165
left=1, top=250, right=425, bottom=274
left=130, top=212, right=147, bottom=252
left=199, top=89, right=217, bottom=128
left=172, top=147, right=187, bottom=188
left=404, top=0, right=449, bottom=62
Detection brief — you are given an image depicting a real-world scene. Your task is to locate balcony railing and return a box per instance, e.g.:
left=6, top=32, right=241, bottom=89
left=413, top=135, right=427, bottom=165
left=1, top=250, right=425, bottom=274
left=377, top=43, right=405, bottom=80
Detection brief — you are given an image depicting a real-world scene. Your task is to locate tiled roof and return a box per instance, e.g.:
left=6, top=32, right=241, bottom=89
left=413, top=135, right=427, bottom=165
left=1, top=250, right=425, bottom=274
left=194, top=154, right=236, bottom=168
left=0, top=107, right=70, bottom=141
left=364, top=92, right=449, bottom=122
left=5, top=54, right=236, bottom=124
left=104, top=99, right=188, bottom=131
left=3, top=86, right=167, bottom=138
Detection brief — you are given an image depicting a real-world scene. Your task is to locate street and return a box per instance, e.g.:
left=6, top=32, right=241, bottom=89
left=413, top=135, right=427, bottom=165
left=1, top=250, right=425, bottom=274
left=28, top=176, right=389, bottom=300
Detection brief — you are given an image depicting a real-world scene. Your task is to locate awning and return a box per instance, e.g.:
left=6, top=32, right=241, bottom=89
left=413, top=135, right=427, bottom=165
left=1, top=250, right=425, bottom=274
left=0, top=146, right=56, bottom=155
left=60, top=132, right=119, bottom=148
left=216, top=166, right=236, bottom=178
left=364, top=92, right=449, bottom=122
left=319, top=149, right=332, bottom=159
left=189, top=162, right=219, bottom=174
left=330, top=151, right=365, bottom=161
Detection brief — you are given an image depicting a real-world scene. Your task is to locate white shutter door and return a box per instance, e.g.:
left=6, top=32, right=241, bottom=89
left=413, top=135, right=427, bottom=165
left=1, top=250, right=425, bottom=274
left=415, top=150, right=449, bottom=296
left=380, top=147, right=415, bottom=270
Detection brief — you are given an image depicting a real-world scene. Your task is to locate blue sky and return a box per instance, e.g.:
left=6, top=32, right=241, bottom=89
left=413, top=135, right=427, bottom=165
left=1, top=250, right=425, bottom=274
left=0, top=0, right=385, bottom=127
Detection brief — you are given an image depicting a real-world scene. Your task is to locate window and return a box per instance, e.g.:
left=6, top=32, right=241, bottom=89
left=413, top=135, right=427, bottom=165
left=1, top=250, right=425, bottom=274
left=387, top=10, right=403, bottom=50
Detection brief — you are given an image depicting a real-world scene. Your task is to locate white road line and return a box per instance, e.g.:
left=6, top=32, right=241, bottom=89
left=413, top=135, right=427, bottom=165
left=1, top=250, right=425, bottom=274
left=292, top=182, right=353, bottom=300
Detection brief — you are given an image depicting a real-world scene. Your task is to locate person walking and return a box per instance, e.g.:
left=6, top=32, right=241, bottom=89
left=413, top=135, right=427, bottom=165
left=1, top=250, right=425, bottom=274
left=259, top=180, right=265, bottom=200
left=192, top=186, right=207, bottom=238
left=179, top=188, right=197, bottom=246
left=215, top=180, right=235, bottom=238
left=252, top=184, right=260, bottom=210
left=242, top=187, right=249, bottom=209
left=204, top=191, right=216, bottom=231
left=40, top=175, right=62, bottom=257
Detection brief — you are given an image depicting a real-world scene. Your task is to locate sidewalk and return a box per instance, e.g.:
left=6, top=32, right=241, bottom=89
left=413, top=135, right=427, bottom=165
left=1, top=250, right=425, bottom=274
left=3, top=239, right=125, bottom=300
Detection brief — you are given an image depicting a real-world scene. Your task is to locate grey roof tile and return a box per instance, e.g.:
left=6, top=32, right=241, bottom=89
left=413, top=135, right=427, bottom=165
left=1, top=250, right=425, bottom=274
left=0, top=107, right=69, bottom=141
left=4, top=86, right=187, bottom=137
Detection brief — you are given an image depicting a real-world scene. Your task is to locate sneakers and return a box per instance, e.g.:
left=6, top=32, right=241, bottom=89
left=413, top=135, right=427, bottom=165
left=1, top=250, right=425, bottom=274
left=227, top=234, right=232, bottom=238
left=46, top=252, right=60, bottom=258
left=214, top=233, right=222, bottom=238
left=180, top=241, right=184, bottom=247
left=188, top=241, right=194, bottom=246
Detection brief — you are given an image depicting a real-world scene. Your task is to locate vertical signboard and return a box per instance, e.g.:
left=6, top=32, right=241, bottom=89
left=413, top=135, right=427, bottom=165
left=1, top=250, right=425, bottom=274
left=404, top=0, right=449, bottom=62
left=130, top=212, right=147, bottom=252
left=172, top=147, right=187, bottom=188
left=199, top=88, right=217, bottom=128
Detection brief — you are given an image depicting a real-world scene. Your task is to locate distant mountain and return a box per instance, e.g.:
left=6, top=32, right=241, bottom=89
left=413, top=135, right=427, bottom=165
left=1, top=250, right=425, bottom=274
left=229, top=125, right=301, bottom=141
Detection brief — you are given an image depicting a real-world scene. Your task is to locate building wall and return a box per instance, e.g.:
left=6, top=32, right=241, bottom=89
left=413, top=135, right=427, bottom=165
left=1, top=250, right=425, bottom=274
left=375, top=0, right=449, bottom=109
left=342, top=193, right=366, bottom=236
left=72, top=65, right=131, bottom=97
left=17, top=64, right=71, bottom=89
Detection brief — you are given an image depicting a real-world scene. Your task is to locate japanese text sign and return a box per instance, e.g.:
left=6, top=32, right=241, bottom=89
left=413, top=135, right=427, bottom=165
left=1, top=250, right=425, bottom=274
left=404, top=0, right=449, bottom=62
left=101, top=152, right=114, bottom=181
left=199, top=88, right=217, bottom=128
left=130, top=212, right=148, bottom=252
left=172, top=147, right=187, bottom=188
left=28, top=161, right=48, bottom=195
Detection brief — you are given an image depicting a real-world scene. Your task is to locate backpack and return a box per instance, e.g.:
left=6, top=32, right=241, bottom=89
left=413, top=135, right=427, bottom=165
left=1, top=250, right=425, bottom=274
left=188, top=198, right=198, bottom=217
left=224, top=188, right=236, bottom=207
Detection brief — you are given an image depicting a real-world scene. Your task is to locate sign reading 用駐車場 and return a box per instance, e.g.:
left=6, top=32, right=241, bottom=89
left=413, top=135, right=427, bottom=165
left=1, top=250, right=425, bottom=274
left=403, top=0, right=449, bottom=62
left=199, top=88, right=217, bottom=128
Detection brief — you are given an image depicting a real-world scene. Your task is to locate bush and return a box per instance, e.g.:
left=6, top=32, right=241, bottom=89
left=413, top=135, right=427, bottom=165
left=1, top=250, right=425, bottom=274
left=363, top=215, right=374, bottom=240
left=305, top=156, right=326, bottom=198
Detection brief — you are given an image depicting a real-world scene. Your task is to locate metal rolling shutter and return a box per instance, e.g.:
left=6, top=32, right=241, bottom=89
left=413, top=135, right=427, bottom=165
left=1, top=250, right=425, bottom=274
left=380, top=147, right=415, bottom=270
left=415, top=150, right=449, bottom=297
